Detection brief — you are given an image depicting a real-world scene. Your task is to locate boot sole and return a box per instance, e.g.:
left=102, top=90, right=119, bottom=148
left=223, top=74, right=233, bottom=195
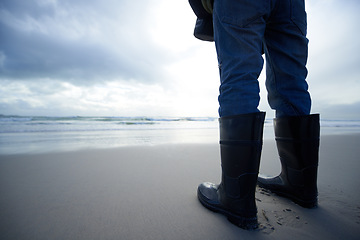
left=197, top=189, right=258, bottom=230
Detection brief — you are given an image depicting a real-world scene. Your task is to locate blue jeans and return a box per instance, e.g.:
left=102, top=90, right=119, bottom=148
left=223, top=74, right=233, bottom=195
left=214, top=0, right=311, bottom=118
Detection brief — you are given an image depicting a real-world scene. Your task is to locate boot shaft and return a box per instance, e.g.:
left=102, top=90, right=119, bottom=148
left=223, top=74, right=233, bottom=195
left=275, top=114, right=320, bottom=194
left=219, top=112, right=266, bottom=178
left=274, top=114, right=320, bottom=140
left=218, top=112, right=265, bottom=210
left=274, top=114, right=320, bottom=171
left=220, top=112, right=266, bottom=143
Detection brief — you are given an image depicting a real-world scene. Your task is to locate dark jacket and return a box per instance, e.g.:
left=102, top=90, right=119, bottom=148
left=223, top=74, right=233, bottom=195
left=189, top=0, right=214, bottom=41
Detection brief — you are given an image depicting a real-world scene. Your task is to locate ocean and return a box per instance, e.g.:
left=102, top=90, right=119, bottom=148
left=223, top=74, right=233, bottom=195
left=1, top=115, right=360, bottom=155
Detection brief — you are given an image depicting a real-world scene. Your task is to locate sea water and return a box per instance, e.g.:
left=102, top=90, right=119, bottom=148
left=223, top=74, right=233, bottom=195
left=1, top=115, right=360, bottom=155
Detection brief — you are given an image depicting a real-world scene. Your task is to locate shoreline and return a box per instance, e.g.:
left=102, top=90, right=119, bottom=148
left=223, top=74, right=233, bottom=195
left=1, top=128, right=360, bottom=156
left=1, top=134, right=359, bottom=239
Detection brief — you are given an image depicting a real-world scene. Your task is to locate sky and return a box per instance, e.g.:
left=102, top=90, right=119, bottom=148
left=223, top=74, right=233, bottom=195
left=0, top=0, right=359, bottom=119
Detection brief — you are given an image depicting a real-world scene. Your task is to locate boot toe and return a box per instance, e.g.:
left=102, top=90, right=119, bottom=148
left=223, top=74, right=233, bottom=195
left=257, top=175, right=283, bottom=190
left=197, top=182, right=259, bottom=229
left=197, top=182, right=221, bottom=208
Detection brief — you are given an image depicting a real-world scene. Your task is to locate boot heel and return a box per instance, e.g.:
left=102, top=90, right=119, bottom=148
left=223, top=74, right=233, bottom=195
left=227, top=215, right=258, bottom=230
left=292, top=196, right=318, bottom=208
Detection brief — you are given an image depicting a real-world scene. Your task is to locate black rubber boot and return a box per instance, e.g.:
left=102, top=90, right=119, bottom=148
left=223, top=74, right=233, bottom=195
left=257, top=114, right=320, bottom=208
left=197, top=112, right=266, bottom=229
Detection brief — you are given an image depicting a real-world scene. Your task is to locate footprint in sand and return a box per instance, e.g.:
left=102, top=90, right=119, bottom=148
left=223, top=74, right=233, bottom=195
left=255, top=187, right=307, bottom=234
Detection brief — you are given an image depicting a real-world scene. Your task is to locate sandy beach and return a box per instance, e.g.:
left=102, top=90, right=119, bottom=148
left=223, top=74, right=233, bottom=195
left=1, top=133, right=359, bottom=240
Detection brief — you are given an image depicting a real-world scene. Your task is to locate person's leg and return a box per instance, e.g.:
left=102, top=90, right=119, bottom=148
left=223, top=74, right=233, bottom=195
left=198, top=112, right=266, bottom=229
left=257, top=114, right=320, bottom=208
left=213, top=0, right=268, bottom=117
left=197, top=0, right=269, bottom=229
left=258, top=0, right=320, bottom=208
left=264, top=0, right=311, bottom=118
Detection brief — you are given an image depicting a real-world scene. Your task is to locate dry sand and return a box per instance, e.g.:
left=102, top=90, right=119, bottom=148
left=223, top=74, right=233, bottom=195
left=0, top=134, right=359, bottom=240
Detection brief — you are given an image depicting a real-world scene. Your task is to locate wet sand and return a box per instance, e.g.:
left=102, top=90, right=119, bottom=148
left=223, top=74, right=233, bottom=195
left=1, top=134, right=359, bottom=239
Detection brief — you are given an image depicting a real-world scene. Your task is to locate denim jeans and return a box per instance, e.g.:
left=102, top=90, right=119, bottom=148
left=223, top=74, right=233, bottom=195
left=213, top=0, right=311, bottom=117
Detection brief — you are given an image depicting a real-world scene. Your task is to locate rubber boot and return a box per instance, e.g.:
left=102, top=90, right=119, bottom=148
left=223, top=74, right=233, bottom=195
left=197, top=112, right=266, bottom=229
left=257, top=114, right=320, bottom=208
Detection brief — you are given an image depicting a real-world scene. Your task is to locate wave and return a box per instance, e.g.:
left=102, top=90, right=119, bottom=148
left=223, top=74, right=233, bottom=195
left=0, top=115, right=220, bottom=134
left=1, top=115, right=360, bottom=135
left=0, top=115, right=218, bottom=123
left=320, top=119, right=360, bottom=128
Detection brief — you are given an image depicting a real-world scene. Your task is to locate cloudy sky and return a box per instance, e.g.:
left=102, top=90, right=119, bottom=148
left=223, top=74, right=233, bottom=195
left=0, top=0, right=359, bottom=119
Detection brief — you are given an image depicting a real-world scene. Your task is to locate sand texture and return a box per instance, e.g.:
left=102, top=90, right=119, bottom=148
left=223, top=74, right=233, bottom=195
left=1, top=134, right=360, bottom=239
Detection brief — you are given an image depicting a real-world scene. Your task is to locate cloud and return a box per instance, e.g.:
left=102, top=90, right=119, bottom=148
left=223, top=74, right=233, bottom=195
left=313, top=101, right=360, bottom=120
left=0, top=0, right=359, bottom=118
left=0, top=0, right=172, bottom=84
left=0, top=77, right=219, bottom=117
left=306, top=0, right=360, bottom=107
left=0, top=0, right=220, bottom=117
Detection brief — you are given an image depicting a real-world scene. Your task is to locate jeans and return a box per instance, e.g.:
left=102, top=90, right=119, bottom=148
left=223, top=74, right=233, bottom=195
left=214, top=0, right=311, bottom=118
